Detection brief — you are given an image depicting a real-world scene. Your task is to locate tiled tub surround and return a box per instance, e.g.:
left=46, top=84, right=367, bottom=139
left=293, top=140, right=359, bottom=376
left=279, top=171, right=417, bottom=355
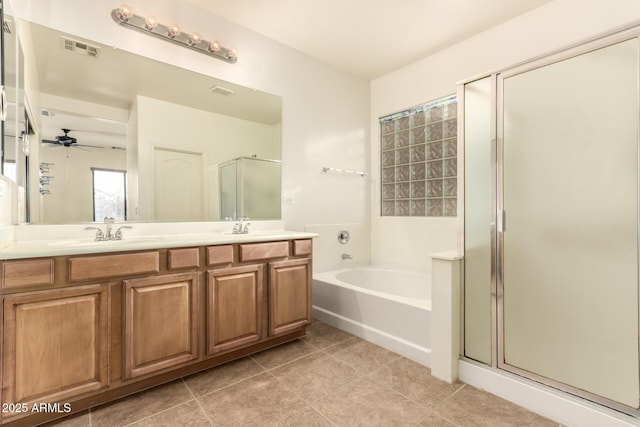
left=381, top=96, right=458, bottom=217
left=46, top=321, right=557, bottom=427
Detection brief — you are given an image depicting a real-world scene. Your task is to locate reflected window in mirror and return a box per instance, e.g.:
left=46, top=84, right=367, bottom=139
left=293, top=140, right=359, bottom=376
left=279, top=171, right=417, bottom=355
left=92, top=168, right=126, bottom=221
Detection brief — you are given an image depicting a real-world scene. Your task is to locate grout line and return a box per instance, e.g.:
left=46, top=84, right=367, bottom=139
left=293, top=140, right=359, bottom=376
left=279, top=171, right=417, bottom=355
left=182, top=378, right=215, bottom=426
left=249, top=341, right=322, bottom=372
left=194, top=368, right=268, bottom=400
left=120, top=398, right=201, bottom=427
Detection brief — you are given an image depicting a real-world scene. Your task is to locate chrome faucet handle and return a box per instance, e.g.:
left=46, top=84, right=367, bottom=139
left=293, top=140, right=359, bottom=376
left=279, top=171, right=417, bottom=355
left=242, top=222, right=251, bottom=234
left=85, top=226, right=106, bottom=241
left=103, top=217, right=116, bottom=239
left=114, top=225, right=133, bottom=240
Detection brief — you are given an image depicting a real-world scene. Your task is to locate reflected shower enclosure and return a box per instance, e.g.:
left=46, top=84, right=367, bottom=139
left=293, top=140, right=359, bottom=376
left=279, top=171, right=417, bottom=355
left=219, top=156, right=281, bottom=220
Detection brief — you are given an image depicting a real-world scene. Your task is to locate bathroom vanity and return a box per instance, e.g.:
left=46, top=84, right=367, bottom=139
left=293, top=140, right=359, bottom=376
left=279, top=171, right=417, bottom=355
left=0, top=231, right=315, bottom=426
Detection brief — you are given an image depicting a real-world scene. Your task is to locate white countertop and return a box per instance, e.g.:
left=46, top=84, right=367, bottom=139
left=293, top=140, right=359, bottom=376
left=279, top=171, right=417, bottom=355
left=0, top=230, right=318, bottom=260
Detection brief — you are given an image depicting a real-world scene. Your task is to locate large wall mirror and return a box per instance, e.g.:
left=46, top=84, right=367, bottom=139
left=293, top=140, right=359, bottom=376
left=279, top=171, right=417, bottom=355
left=15, top=20, right=282, bottom=224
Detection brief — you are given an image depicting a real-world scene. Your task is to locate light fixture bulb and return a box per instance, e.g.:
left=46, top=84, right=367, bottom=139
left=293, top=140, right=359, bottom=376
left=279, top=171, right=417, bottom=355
left=188, top=32, right=202, bottom=45
left=167, top=25, right=180, bottom=38
left=144, top=15, right=158, bottom=30
left=209, top=41, right=221, bottom=52
left=227, top=48, right=238, bottom=60
left=117, top=4, right=133, bottom=22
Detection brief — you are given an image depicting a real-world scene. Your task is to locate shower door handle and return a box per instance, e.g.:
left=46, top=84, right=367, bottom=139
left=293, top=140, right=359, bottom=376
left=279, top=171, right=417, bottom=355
left=498, top=210, right=506, bottom=233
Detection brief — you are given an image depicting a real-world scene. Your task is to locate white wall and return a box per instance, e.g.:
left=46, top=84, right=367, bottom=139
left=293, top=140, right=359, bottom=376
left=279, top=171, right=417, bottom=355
left=370, top=0, right=640, bottom=270
left=11, top=0, right=370, bottom=234
left=40, top=144, right=126, bottom=223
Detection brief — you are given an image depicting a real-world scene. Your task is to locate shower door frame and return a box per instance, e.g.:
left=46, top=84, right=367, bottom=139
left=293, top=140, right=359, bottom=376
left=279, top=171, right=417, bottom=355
left=494, top=27, right=640, bottom=416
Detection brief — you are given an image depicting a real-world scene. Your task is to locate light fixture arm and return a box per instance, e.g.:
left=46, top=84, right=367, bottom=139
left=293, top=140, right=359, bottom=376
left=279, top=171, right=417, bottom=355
left=110, top=8, right=237, bottom=64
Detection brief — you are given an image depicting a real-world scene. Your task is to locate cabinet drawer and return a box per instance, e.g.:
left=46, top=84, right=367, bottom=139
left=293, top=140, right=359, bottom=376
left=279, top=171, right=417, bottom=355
left=69, top=251, right=160, bottom=281
left=207, top=245, right=234, bottom=265
left=168, top=248, right=200, bottom=270
left=1, top=259, right=54, bottom=288
left=239, top=241, right=289, bottom=262
left=293, top=239, right=312, bottom=256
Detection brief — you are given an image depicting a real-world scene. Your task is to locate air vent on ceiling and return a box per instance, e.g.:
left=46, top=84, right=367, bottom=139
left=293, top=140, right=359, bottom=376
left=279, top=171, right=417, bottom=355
left=61, top=36, right=100, bottom=58
left=209, top=85, right=235, bottom=96
left=41, top=109, right=54, bottom=117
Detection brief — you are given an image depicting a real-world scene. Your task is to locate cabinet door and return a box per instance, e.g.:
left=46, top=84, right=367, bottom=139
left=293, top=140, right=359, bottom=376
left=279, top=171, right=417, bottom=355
left=206, top=264, right=263, bottom=355
left=269, top=258, right=312, bottom=336
left=124, top=273, right=198, bottom=379
left=2, top=284, right=109, bottom=410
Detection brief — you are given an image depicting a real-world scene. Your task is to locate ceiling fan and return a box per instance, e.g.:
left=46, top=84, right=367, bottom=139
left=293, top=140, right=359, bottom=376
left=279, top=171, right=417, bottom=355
left=42, top=128, right=104, bottom=149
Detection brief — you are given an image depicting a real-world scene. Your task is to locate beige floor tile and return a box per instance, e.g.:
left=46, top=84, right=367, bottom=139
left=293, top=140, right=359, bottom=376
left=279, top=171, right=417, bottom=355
left=303, top=322, right=353, bottom=349
left=127, top=400, right=211, bottom=426
left=369, top=357, right=461, bottom=408
left=270, top=352, right=359, bottom=402
left=90, top=380, right=193, bottom=427
left=417, top=412, right=459, bottom=427
left=251, top=338, right=319, bottom=370
left=278, top=406, right=334, bottom=427
left=325, top=337, right=401, bottom=376
left=41, top=410, right=90, bottom=427
left=197, top=372, right=306, bottom=426
left=434, top=385, right=557, bottom=427
left=183, top=356, right=266, bottom=397
left=314, top=376, right=429, bottom=426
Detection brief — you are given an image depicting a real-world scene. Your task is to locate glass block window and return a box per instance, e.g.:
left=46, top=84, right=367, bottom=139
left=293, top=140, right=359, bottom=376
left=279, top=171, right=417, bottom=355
left=380, top=95, right=457, bottom=217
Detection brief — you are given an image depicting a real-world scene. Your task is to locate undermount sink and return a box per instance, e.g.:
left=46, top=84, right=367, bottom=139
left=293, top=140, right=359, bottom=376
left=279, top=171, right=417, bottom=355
left=47, top=236, right=165, bottom=247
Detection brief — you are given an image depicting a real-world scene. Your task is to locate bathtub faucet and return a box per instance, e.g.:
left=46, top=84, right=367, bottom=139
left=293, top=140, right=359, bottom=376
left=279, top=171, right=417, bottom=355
left=341, top=253, right=353, bottom=260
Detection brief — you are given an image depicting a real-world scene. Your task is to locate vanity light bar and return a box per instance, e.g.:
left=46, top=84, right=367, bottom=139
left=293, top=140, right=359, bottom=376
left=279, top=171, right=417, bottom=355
left=110, top=6, right=237, bottom=64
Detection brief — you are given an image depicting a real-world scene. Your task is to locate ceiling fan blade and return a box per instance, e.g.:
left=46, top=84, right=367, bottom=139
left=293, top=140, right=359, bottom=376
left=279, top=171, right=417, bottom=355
left=42, top=139, right=61, bottom=145
left=68, top=128, right=126, bottom=137
left=75, top=143, right=104, bottom=149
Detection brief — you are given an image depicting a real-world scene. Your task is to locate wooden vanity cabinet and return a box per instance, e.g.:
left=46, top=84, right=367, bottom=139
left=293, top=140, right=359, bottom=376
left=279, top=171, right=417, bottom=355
left=205, top=264, right=264, bottom=355
left=0, top=237, right=313, bottom=426
left=2, top=284, right=109, bottom=415
left=269, top=257, right=312, bottom=336
left=123, top=272, right=199, bottom=379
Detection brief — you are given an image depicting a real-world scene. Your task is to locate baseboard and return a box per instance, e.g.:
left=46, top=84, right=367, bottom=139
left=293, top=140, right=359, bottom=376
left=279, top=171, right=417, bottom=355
left=312, top=306, right=431, bottom=367
left=458, top=359, right=639, bottom=427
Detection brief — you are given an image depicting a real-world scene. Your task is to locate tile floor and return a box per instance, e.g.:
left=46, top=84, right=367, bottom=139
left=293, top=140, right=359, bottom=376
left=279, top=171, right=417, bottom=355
left=46, top=321, right=558, bottom=427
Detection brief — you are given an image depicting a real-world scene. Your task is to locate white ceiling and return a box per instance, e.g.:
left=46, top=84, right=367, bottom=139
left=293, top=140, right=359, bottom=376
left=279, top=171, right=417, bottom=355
left=182, top=0, right=553, bottom=78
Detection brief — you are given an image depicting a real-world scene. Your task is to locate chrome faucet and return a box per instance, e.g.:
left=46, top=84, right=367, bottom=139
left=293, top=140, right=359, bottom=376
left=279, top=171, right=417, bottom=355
left=232, top=217, right=250, bottom=234
left=342, top=253, right=353, bottom=260
left=104, top=217, right=115, bottom=240
left=85, top=217, right=132, bottom=241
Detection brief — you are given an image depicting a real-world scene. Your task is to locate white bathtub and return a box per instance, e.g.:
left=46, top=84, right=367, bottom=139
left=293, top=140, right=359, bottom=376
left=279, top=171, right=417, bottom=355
left=312, top=266, right=431, bottom=366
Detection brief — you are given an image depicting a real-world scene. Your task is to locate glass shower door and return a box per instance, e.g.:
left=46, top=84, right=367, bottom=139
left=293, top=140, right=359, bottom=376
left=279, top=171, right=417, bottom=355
left=499, top=37, right=640, bottom=408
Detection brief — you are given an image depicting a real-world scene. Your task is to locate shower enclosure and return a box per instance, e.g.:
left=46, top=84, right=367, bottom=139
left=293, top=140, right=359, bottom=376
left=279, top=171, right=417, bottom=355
left=461, top=28, right=640, bottom=414
left=218, top=156, right=281, bottom=220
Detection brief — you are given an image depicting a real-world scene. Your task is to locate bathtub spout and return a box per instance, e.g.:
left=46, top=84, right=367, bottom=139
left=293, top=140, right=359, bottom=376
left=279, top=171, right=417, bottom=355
left=341, top=253, right=353, bottom=260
